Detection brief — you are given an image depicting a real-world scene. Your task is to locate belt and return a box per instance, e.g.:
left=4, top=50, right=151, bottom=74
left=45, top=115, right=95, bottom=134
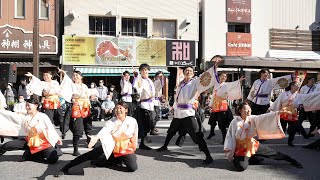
left=141, top=98, right=154, bottom=102
left=122, top=94, right=132, bottom=97
left=177, top=104, right=193, bottom=109
left=256, top=94, right=268, bottom=97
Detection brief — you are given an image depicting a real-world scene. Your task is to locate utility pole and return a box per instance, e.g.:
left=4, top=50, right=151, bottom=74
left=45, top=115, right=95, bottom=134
left=33, top=0, right=40, bottom=78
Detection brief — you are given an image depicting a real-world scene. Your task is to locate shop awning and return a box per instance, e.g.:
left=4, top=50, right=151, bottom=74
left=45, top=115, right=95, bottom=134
left=74, top=67, right=170, bottom=77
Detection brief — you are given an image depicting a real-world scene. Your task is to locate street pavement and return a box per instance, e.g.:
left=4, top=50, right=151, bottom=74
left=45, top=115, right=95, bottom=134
left=0, top=116, right=320, bottom=180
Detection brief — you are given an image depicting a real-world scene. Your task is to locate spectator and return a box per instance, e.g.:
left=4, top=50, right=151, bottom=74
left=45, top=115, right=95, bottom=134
left=88, top=82, right=99, bottom=98
left=89, top=95, right=102, bottom=121
left=13, top=95, right=27, bottom=115
left=108, top=84, right=119, bottom=104
left=101, top=95, right=115, bottom=120
left=4, top=83, right=17, bottom=111
left=18, top=78, right=29, bottom=100
left=97, top=80, right=108, bottom=103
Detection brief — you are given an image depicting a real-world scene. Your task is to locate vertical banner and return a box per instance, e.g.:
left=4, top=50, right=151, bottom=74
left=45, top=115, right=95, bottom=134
left=226, top=0, right=251, bottom=23
left=226, top=32, right=252, bottom=56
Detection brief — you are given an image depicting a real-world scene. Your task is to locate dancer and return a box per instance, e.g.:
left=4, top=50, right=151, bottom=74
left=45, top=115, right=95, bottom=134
left=299, top=77, right=318, bottom=137
left=58, top=69, right=91, bottom=156
left=54, top=102, right=138, bottom=177
left=132, top=64, right=155, bottom=150
left=157, top=55, right=223, bottom=165
left=151, top=71, right=164, bottom=135
left=224, top=102, right=302, bottom=171
left=207, top=72, right=244, bottom=144
left=247, top=69, right=294, bottom=115
left=269, top=81, right=303, bottom=146
left=25, top=71, right=64, bottom=130
left=0, top=97, right=61, bottom=164
left=120, top=71, right=133, bottom=116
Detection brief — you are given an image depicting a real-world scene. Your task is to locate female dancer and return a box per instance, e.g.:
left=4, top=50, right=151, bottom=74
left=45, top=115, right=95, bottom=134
left=0, top=97, right=61, bottom=164
left=58, top=69, right=91, bottom=156
left=207, top=72, right=244, bottom=143
left=224, top=102, right=302, bottom=171
left=54, top=102, right=138, bottom=177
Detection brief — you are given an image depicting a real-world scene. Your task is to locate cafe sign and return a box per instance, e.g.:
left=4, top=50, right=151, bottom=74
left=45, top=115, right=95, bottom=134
left=0, top=24, right=57, bottom=54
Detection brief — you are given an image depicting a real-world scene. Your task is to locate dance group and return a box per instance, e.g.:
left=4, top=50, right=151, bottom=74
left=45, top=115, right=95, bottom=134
left=0, top=55, right=320, bottom=177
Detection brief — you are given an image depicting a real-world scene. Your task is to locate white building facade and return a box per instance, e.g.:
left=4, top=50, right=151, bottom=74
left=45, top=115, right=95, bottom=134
left=203, top=0, right=320, bottom=62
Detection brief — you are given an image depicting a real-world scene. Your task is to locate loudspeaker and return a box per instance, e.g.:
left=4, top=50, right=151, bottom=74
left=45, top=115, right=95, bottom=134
left=0, top=64, right=17, bottom=83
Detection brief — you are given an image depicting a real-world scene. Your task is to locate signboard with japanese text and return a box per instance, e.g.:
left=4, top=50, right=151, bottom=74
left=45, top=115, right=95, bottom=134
left=226, top=0, right=251, bottom=23
left=63, top=35, right=194, bottom=67
left=226, top=32, right=252, bottom=56
left=0, top=24, right=57, bottom=54
left=166, top=40, right=195, bottom=67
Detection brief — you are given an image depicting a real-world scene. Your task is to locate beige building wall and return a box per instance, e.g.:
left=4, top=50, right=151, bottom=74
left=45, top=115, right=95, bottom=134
left=64, top=0, right=199, bottom=41
left=202, top=0, right=318, bottom=60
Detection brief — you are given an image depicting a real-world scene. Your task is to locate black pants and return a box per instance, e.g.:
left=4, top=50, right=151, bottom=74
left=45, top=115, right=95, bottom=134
left=63, top=104, right=84, bottom=147
left=163, top=116, right=212, bottom=159
left=125, top=102, right=133, bottom=117
left=43, top=108, right=64, bottom=132
left=0, top=138, right=58, bottom=164
left=299, top=108, right=317, bottom=134
left=208, top=108, right=233, bottom=142
left=138, top=108, right=153, bottom=138
left=251, top=103, right=270, bottom=115
left=153, top=106, right=161, bottom=128
left=233, top=143, right=300, bottom=171
left=83, top=116, right=93, bottom=142
left=61, top=145, right=137, bottom=172
left=280, top=119, right=300, bottom=144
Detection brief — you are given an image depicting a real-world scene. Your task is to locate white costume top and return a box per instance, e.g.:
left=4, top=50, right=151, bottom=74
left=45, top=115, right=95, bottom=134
left=294, top=91, right=320, bottom=112
left=0, top=110, right=60, bottom=147
left=247, top=75, right=293, bottom=105
left=224, top=112, right=284, bottom=160
left=97, top=116, right=138, bottom=159
left=120, top=79, right=133, bottom=103
left=269, top=91, right=297, bottom=111
left=27, top=76, right=60, bottom=97
left=0, top=91, right=7, bottom=109
left=209, top=80, right=242, bottom=107
left=173, top=66, right=219, bottom=119
left=153, top=79, right=164, bottom=107
left=300, top=84, right=318, bottom=95
left=59, top=74, right=89, bottom=103
left=133, top=75, right=155, bottom=111
left=13, top=102, right=27, bottom=115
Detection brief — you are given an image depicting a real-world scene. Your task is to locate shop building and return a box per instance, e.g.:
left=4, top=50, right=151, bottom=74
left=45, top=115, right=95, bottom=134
left=62, top=0, right=200, bottom=98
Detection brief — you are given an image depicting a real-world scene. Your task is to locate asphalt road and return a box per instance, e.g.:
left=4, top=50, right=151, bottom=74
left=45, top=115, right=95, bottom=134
left=0, top=117, right=319, bottom=180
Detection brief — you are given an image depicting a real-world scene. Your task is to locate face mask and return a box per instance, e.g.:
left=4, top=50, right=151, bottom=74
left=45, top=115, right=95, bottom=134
left=110, top=88, right=114, bottom=91
left=19, top=99, right=24, bottom=103
left=90, top=85, right=94, bottom=88
left=99, top=83, right=103, bottom=86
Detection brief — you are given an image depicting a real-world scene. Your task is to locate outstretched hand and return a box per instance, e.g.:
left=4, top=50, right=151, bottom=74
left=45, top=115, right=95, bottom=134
left=211, top=56, right=223, bottom=67
left=25, top=72, right=33, bottom=77
left=88, top=135, right=100, bottom=149
left=57, top=68, right=65, bottom=74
